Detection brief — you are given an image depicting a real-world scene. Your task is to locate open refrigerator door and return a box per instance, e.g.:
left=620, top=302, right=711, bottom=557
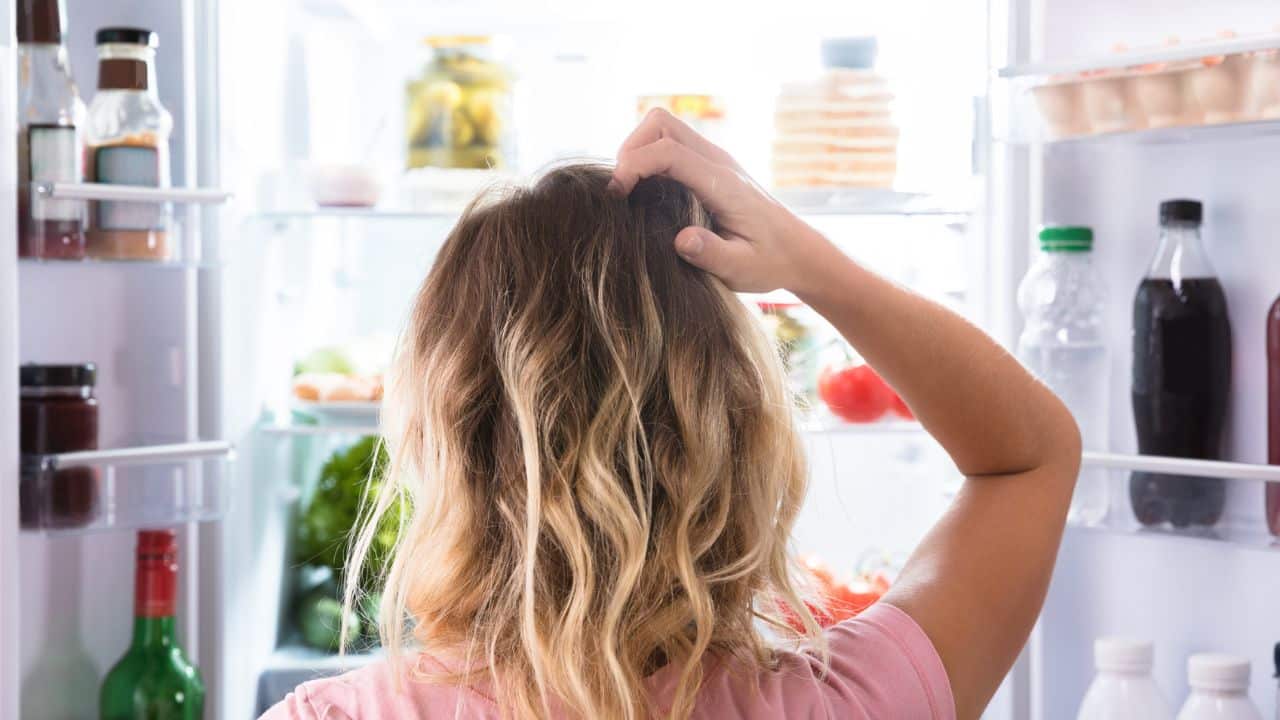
left=994, top=0, right=1280, bottom=717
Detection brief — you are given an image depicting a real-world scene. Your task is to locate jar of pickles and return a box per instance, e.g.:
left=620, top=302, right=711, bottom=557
left=405, top=36, right=513, bottom=170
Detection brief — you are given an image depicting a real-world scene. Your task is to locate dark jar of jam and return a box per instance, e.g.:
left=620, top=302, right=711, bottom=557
left=20, top=363, right=99, bottom=528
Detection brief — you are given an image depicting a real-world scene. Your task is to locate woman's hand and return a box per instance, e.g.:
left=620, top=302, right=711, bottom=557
left=610, top=109, right=833, bottom=294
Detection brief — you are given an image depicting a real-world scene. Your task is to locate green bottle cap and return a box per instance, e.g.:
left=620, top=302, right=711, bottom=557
left=1038, top=225, right=1093, bottom=252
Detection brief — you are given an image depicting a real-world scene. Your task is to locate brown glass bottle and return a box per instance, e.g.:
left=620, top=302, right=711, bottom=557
left=16, top=0, right=86, bottom=259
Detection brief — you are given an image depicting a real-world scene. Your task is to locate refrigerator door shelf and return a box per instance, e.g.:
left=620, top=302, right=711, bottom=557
left=19, top=441, right=234, bottom=535
left=996, top=46, right=1280, bottom=145
left=1070, top=451, right=1280, bottom=549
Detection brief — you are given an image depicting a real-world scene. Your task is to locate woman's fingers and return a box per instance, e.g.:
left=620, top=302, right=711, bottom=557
left=673, top=226, right=763, bottom=291
left=616, top=107, right=738, bottom=169
left=610, top=137, right=738, bottom=208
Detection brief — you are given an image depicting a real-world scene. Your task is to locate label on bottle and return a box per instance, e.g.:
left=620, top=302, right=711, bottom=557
left=27, top=124, right=80, bottom=221
left=135, top=548, right=177, bottom=617
left=92, top=144, right=163, bottom=231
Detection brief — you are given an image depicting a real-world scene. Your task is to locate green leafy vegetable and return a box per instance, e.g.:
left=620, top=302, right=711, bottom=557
left=294, top=436, right=399, bottom=588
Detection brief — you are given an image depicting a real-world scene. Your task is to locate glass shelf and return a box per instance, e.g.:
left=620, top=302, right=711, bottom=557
left=1066, top=451, right=1280, bottom=552
left=260, top=422, right=380, bottom=437
left=20, top=441, right=235, bottom=535
left=774, top=188, right=971, bottom=218
left=256, top=645, right=381, bottom=713
left=801, top=418, right=924, bottom=434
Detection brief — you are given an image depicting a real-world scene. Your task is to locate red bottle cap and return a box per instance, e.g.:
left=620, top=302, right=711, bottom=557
left=135, top=529, right=178, bottom=617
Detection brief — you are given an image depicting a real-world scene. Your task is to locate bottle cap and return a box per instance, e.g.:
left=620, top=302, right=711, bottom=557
left=138, top=528, right=178, bottom=556
left=1159, top=199, right=1202, bottom=226
left=1038, top=225, right=1093, bottom=252
left=1187, top=653, right=1250, bottom=691
left=821, top=37, right=879, bottom=70
left=1094, top=637, right=1153, bottom=673
left=17, top=0, right=64, bottom=44
left=96, top=27, right=159, bottom=48
left=20, top=363, right=96, bottom=388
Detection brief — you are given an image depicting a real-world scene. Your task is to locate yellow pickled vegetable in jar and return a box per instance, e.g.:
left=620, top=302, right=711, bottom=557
left=405, top=35, right=513, bottom=170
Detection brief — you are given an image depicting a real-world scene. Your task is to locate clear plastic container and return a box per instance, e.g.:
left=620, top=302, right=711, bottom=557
left=1005, top=34, right=1280, bottom=142
left=85, top=27, right=174, bottom=261
left=1077, top=638, right=1173, bottom=720
left=1017, top=226, right=1109, bottom=525
left=1176, top=654, right=1262, bottom=720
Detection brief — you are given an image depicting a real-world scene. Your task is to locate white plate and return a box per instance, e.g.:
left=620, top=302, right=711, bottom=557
left=292, top=400, right=381, bottom=422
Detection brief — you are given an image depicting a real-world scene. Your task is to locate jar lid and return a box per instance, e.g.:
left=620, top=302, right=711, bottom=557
left=1187, top=653, right=1250, bottom=691
left=1094, top=637, right=1153, bottom=673
left=424, top=34, right=491, bottom=48
left=20, top=363, right=96, bottom=388
left=17, top=0, right=64, bottom=44
left=821, top=37, right=879, bottom=70
left=96, top=27, right=158, bottom=48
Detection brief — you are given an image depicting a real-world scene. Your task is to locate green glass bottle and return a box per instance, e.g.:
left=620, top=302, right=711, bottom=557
left=100, top=529, right=205, bottom=720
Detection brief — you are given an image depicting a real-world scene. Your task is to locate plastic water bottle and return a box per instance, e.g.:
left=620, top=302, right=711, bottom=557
left=1077, top=638, right=1173, bottom=720
left=1017, top=226, right=1109, bottom=525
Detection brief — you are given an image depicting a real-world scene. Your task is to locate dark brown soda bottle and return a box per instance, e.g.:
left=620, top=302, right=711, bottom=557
left=1130, top=200, right=1231, bottom=528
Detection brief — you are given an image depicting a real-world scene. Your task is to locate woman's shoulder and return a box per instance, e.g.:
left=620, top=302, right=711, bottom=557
left=684, top=602, right=954, bottom=719
left=259, top=656, right=499, bottom=720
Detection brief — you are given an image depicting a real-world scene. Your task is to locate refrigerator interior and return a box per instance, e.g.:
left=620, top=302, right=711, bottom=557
left=1009, top=0, right=1280, bottom=716
left=214, top=0, right=990, bottom=716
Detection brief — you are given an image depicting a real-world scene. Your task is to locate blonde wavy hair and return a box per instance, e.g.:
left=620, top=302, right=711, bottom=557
left=344, top=163, right=820, bottom=719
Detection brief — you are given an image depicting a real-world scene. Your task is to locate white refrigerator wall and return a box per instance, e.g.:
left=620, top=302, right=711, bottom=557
left=1030, top=0, right=1280, bottom=716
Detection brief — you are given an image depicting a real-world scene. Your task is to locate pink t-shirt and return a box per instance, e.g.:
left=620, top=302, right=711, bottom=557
left=262, top=602, right=954, bottom=719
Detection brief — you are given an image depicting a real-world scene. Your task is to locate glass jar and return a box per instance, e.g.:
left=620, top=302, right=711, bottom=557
left=19, top=363, right=99, bottom=528
left=405, top=35, right=513, bottom=170
left=757, top=301, right=821, bottom=405
left=85, top=27, right=174, bottom=261
left=636, top=94, right=726, bottom=144
left=16, top=0, right=87, bottom=260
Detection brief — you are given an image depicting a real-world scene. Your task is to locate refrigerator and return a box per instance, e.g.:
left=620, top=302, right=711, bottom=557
left=3, top=0, right=1280, bottom=718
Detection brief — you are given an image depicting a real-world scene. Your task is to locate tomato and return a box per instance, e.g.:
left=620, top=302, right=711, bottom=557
left=818, top=362, right=894, bottom=423
left=888, top=391, right=914, bottom=420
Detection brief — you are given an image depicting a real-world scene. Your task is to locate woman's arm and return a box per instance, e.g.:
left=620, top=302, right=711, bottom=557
left=612, top=109, right=1081, bottom=720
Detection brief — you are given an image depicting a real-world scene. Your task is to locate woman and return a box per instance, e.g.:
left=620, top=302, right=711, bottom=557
left=265, top=111, right=1080, bottom=719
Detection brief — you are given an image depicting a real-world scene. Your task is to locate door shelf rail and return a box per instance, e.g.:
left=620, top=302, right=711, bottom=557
left=20, top=441, right=235, bottom=535
left=34, top=181, right=232, bottom=205
left=1070, top=451, right=1280, bottom=552
left=1081, top=451, right=1280, bottom=483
